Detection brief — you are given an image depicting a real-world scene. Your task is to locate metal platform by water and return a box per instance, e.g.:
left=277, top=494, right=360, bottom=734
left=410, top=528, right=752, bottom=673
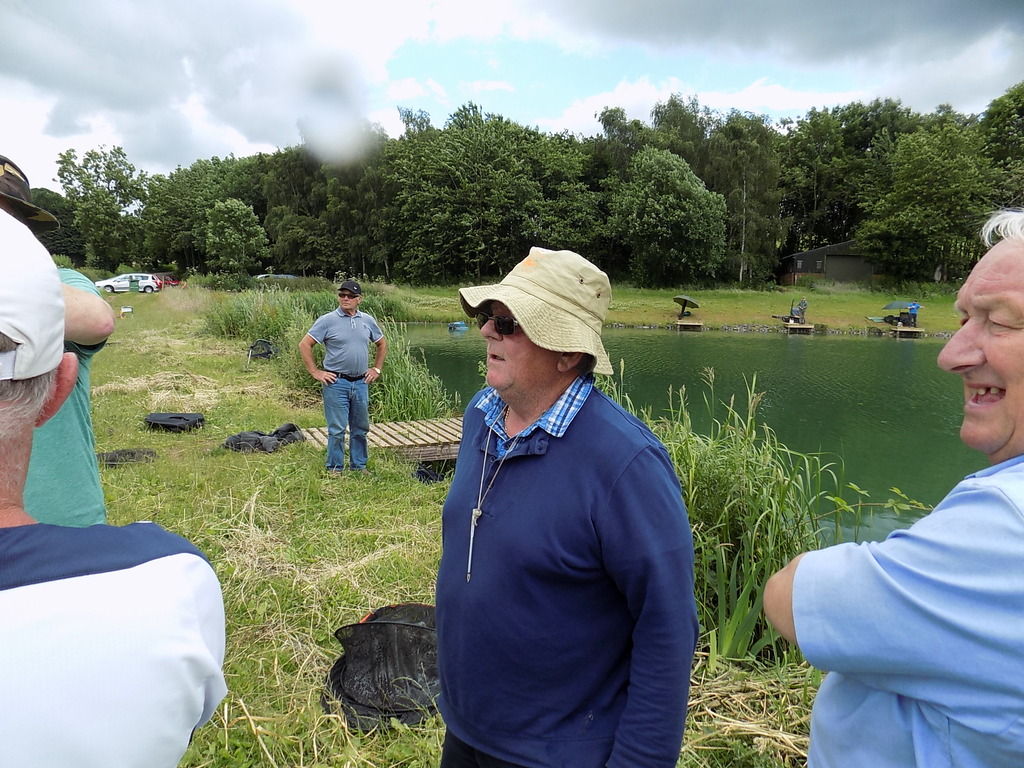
left=302, top=416, right=463, bottom=461
left=891, top=326, right=926, bottom=338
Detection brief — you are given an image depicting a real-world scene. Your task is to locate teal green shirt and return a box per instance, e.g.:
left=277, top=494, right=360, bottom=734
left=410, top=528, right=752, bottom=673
left=24, top=269, right=108, bottom=526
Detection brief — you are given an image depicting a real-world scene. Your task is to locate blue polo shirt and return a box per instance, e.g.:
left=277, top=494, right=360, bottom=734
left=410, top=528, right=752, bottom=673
left=306, top=308, right=383, bottom=375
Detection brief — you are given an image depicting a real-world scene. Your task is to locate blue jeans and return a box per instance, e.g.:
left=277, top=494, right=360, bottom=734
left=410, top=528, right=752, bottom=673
left=322, top=378, right=370, bottom=470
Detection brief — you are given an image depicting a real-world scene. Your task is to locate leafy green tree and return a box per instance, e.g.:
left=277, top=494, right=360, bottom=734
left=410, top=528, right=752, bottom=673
left=324, top=127, right=395, bottom=279
left=780, top=100, right=924, bottom=253
left=704, top=111, right=785, bottom=282
left=384, top=103, right=545, bottom=283
left=397, top=107, right=436, bottom=137
left=31, top=188, right=86, bottom=264
left=650, top=93, right=714, bottom=175
left=978, top=81, right=1024, bottom=206
left=204, top=198, right=270, bottom=275
left=261, top=147, right=330, bottom=275
left=56, top=146, right=148, bottom=271
left=589, top=107, right=653, bottom=184
left=855, top=120, right=995, bottom=280
left=610, top=146, right=726, bottom=286
left=512, top=130, right=603, bottom=259
left=142, top=158, right=235, bottom=274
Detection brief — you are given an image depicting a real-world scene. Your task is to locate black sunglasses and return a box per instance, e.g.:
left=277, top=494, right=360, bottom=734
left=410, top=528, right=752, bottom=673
left=475, top=312, right=520, bottom=336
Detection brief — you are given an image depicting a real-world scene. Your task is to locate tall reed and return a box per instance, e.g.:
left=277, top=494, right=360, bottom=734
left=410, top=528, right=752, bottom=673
left=646, top=369, right=868, bottom=663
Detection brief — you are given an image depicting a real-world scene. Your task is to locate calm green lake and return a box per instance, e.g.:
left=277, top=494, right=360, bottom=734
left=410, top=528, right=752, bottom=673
left=403, top=324, right=982, bottom=537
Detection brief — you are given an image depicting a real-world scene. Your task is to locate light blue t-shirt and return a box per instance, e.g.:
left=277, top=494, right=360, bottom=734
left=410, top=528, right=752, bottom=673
left=306, top=308, right=383, bottom=376
left=794, top=454, right=1024, bottom=767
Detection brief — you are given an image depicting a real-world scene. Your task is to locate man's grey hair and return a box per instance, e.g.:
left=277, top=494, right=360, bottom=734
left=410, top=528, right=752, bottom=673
left=0, top=332, right=55, bottom=440
left=981, top=209, right=1024, bottom=247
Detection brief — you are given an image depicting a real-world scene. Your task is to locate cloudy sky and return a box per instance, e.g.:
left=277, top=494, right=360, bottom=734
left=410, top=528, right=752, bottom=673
left=2, top=0, right=1021, bottom=191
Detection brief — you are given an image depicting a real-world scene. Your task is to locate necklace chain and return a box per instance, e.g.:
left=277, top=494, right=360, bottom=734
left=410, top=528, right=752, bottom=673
left=467, top=411, right=521, bottom=582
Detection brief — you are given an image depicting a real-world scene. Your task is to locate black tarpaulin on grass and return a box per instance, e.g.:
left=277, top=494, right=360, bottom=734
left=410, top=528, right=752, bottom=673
left=322, top=603, right=439, bottom=730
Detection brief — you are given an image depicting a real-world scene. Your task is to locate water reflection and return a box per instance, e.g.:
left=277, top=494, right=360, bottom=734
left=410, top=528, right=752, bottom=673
left=403, top=325, right=981, bottom=539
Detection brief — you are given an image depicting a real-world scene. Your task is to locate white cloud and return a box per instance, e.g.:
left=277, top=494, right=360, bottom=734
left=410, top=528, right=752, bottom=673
left=388, top=78, right=430, bottom=101
left=425, top=79, right=450, bottom=103
left=700, top=79, right=872, bottom=118
left=535, top=77, right=685, bottom=136
left=536, top=75, right=883, bottom=137
left=465, top=80, right=515, bottom=94
left=3, top=0, right=1021, bottom=185
left=872, top=28, right=1024, bottom=115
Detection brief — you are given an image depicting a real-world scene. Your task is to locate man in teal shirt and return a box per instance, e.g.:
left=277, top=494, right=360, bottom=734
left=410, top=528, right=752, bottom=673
left=0, top=154, right=115, bottom=525
left=24, top=268, right=114, bottom=525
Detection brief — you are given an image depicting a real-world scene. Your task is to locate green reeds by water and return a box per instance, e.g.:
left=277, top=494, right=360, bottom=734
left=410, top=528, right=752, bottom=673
left=615, top=366, right=917, bottom=665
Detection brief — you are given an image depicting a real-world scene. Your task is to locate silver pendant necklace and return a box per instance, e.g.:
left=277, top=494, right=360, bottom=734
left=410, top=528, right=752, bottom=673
left=466, top=413, right=521, bottom=582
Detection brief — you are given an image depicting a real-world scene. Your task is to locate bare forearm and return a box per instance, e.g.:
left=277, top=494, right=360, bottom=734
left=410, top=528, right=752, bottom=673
left=62, top=284, right=115, bottom=345
left=764, top=552, right=806, bottom=645
left=372, top=337, right=387, bottom=369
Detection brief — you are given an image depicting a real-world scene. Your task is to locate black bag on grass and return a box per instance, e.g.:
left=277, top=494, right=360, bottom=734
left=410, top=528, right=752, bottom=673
left=222, top=423, right=305, bottom=453
left=145, top=412, right=204, bottom=432
left=322, top=603, right=439, bottom=730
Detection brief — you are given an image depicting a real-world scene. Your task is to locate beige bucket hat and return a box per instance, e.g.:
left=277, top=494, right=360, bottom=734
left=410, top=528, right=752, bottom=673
left=459, top=247, right=613, bottom=375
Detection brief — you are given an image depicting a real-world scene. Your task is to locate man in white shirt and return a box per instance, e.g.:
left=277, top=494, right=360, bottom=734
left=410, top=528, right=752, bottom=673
left=0, top=181, right=227, bottom=767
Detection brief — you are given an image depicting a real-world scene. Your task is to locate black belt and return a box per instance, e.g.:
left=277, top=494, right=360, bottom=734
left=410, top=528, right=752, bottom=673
left=328, top=371, right=366, bottom=381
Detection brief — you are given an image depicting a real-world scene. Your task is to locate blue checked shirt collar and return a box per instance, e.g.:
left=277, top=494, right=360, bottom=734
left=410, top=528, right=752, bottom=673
left=476, top=375, right=594, bottom=457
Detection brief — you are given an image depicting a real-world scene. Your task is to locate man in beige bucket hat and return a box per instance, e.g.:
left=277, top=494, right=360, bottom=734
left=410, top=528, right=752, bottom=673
left=435, top=247, right=698, bottom=768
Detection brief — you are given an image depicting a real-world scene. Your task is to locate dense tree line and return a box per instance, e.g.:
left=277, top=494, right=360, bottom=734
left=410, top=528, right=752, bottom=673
left=36, top=82, right=1024, bottom=287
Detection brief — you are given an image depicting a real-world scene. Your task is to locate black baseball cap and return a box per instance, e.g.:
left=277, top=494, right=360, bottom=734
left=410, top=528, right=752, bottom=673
left=338, top=280, right=362, bottom=295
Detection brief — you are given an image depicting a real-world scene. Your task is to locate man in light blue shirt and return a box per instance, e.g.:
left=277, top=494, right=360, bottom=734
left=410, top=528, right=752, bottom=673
left=765, top=209, right=1024, bottom=767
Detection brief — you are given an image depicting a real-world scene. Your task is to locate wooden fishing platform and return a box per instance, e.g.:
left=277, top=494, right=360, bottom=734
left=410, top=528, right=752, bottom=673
left=891, top=326, right=926, bottom=339
left=302, top=416, right=464, bottom=461
left=781, top=322, right=814, bottom=335
left=674, top=320, right=704, bottom=332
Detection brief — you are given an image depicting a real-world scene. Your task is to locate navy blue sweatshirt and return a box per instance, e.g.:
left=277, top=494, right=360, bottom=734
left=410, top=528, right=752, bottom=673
left=436, top=388, right=698, bottom=767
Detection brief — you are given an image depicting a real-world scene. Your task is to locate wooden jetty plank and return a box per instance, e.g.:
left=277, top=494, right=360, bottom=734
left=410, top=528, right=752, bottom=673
left=674, top=320, right=703, bottom=332
left=300, top=417, right=463, bottom=462
left=428, top=418, right=464, bottom=442
left=891, top=327, right=926, bottom=338
left=303, top=427, right=329, bottom=448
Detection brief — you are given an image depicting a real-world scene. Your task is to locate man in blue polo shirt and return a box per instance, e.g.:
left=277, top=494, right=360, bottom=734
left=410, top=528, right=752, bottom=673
left=299, top=279, right=387, bottom=474
left=765, top=208, right=1024, bottom=767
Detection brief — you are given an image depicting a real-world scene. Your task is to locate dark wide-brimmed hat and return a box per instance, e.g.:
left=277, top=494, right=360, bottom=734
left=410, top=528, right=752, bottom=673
left=0, top=155, right=59, bottom=233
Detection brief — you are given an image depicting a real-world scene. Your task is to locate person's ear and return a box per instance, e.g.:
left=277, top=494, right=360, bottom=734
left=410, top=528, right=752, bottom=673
left=35, top=353, right=78, bottom=427
left=556, top=351, right=583, bottom=373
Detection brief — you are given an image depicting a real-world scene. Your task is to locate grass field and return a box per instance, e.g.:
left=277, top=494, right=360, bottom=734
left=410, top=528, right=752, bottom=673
left=88, top=285, right=868, bottom=767
left=388, top=282, right=961, bottom=334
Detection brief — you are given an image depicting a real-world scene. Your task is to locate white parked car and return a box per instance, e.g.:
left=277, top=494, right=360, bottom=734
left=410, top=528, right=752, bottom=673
left=94, top=273, right=161, bottom=293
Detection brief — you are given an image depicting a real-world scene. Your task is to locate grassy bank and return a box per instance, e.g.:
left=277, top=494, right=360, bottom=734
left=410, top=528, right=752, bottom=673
left=385, top=282, right=960, bottom=334
left=89, top=286, right=889, bottom=767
